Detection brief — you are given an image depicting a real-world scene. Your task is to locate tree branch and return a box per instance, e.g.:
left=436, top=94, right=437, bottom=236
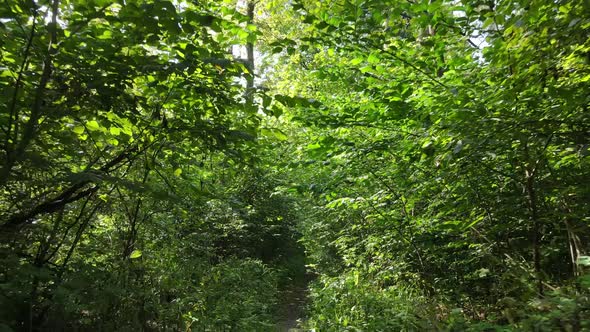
left=1, top=145, right=139, bottom=230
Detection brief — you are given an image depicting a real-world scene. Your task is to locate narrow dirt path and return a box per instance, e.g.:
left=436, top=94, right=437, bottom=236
left=275, top=283, right=308, bottom=331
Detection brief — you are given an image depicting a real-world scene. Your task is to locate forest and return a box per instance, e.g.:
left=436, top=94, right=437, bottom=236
left=0, top=0, right=589, bottom=331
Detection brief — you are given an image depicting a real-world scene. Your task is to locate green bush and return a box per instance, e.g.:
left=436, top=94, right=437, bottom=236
left=184, top=258, right=279, bottom=331
left=306, top=269, right=434, bottom=331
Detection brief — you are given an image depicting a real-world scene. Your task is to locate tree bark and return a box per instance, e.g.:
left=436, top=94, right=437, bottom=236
left=245, top=1, right=256, bottom=105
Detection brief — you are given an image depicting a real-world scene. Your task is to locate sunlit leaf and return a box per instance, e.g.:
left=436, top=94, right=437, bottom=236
left=129, top=250, right=142, bottom=259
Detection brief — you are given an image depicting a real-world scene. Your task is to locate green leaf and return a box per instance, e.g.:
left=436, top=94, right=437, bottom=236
left=272, top=130, right=288, bottom=141
left=262, top=128, right=288, bottom=141
left=367, top=52, right=380, bottom=64
left=237, top=29, right=249, bottom=41
left=97, top=30, right=112, bottom=40
left=307, top=143, right=321, bottom=150
left=86, top=120, right=100, bottom=131
left=174, top=168, right=182, bottom=177
left=0, top=70, right=14, bottom=78
left=129, top=250, right=142, bottom=259
left=421, top=140, right=433, bottom=149
left=109, top=127, right=121, bottom=136
left=350, top=57, right=364, bottom=65
left=360, top=65, right=372, bottom=73
left=476, top=268, right=490, bottom=278
left=73, top=126, right=85, bottom=134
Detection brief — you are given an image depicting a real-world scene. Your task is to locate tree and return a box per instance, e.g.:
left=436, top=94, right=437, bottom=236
left=260, top=0, right=590, bottom=329
left=0, top=0, right=292, bottom=329
left=2, top=0, right=589, bottom=330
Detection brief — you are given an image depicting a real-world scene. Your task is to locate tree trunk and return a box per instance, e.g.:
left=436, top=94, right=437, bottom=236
left=245, top=1, right=255, bottom=105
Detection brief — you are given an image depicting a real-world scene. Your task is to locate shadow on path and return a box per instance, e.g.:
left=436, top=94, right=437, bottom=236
left=275, top=281, right=309, bottom=332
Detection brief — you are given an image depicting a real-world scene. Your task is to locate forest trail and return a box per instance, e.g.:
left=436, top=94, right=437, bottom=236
left=2, top=0, right=588, bottom=330
left=275, top=282, right=309, bottom=331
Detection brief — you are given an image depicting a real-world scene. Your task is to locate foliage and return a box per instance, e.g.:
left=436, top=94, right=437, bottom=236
left=306, top=270, right=432, bottom=331
left=183, top=258, right=279, bottom=331
left=0, top=0, right=299, bottom=330
left=1, top=0, right=589, bottom=330
left=261, top=0, right=590, bottom=330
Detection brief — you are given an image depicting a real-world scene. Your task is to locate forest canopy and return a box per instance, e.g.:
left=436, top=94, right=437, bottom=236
left=1, top=0, right=589, bottom=331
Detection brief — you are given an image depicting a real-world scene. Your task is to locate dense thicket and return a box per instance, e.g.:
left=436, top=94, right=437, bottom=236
left=266, top=0, right=590, bottom=330
left=1, top=0, right=589, bottom=331
left=0, top=0, right=303, bottom=330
